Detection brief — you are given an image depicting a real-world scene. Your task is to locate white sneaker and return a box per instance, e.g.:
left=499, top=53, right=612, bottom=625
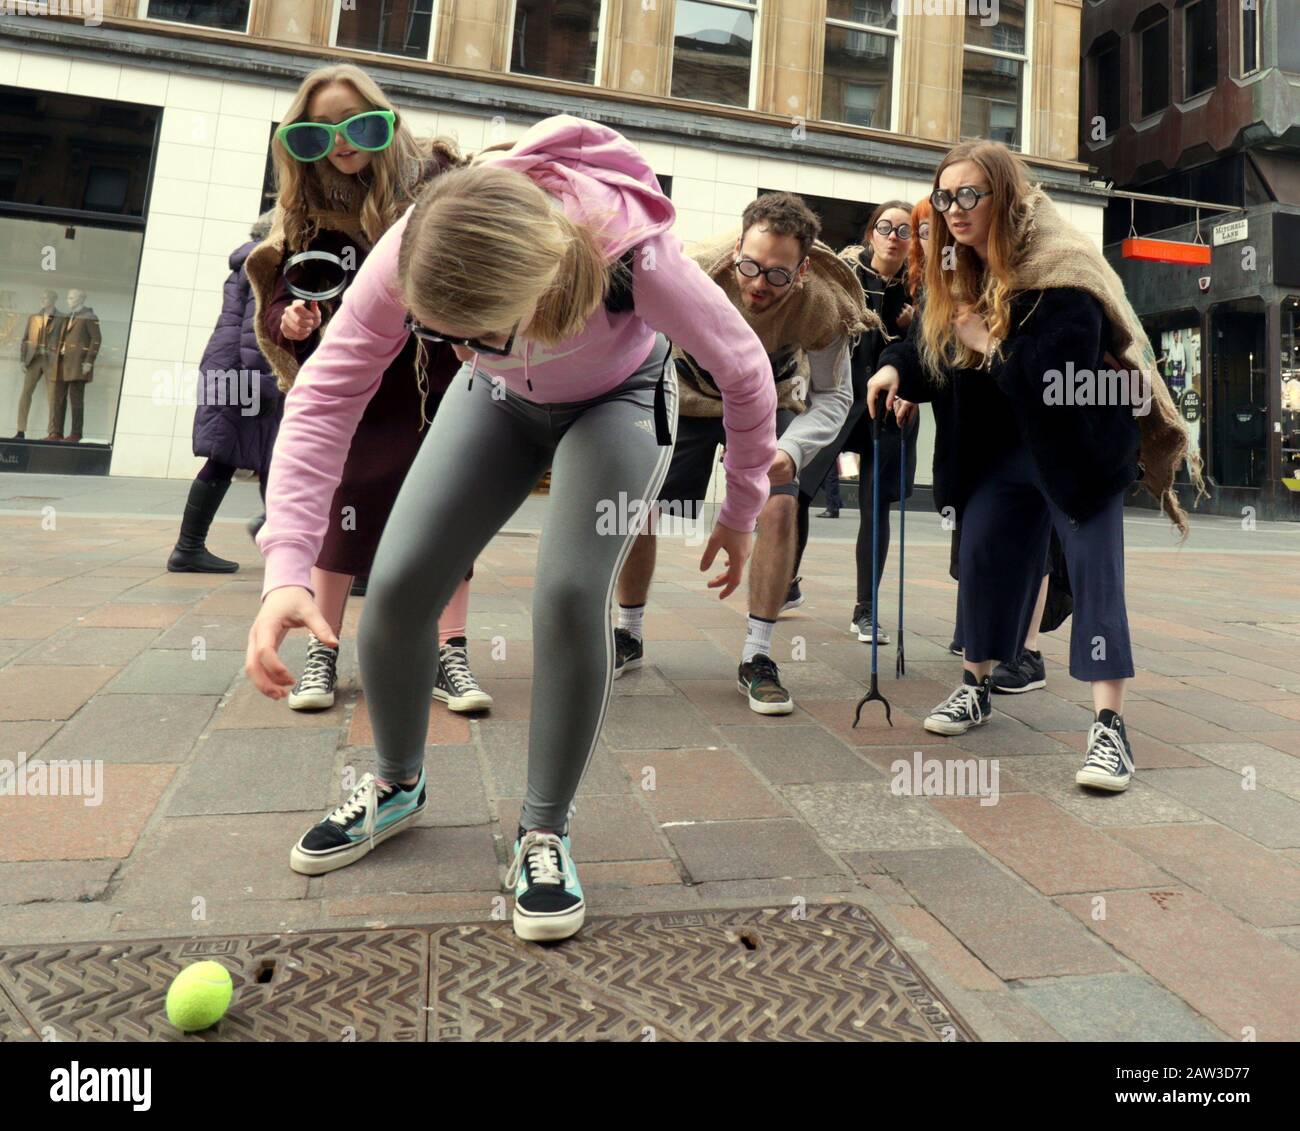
left=433, top=636, right=492, bottom=712
left=287, top=634, right=338, bottom=711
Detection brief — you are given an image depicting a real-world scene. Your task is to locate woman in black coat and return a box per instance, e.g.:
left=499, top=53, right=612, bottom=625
left=167, top=212, right=281, bottom=572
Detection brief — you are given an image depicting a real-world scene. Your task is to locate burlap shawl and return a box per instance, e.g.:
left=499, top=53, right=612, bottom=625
left=674, top=231, right=879, bottom=418
left=1005, top=187, right=1207, bottom=535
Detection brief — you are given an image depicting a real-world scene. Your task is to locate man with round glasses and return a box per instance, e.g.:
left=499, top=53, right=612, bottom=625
left=614, top=191, right=875, bottom=715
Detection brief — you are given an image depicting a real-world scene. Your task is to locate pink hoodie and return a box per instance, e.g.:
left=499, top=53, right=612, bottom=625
left=256, top=115, right=777, bottom=599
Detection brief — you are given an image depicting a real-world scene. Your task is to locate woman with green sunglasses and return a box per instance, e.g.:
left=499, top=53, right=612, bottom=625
left=245, top=63, right=489, bottom=718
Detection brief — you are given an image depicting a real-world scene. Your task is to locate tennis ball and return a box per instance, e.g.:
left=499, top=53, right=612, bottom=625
left=165, top=961, right=234, bottom=1032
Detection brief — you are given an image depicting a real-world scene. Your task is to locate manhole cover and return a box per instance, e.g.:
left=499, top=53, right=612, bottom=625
left=0, top=904, right=973, bottom=1042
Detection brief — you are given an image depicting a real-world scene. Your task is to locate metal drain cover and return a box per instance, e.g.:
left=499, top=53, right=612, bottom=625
left=0, top=904, right=972, bottom=1042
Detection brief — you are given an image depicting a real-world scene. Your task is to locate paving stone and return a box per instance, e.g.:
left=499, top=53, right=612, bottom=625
left=884, top=904, right=1005, bottom=992
left=110, top=584, right=212, bottom=605
left=347, top=693, right=470, bottom=746
left=999, top=756, right=1206, bottom=826
left=983, top=692, right=1098, bottom=733
left=155, top=614, right=258, bottom=651
left=0, top=606, right=79, bottom=638
left=475, top=719, right=628, bottom=797
left=103, top=648, right=246, bottom=695
left=0, top=640, right=30, bottom=666
left=1142, top=767, right=1300, bottom=848
left=1014, top=975, right=1223, bottom=1042
left=0, top=721, right=60, bottom=757
left=798, top=698, right=936, bottom=747
left=39, top=693, right=218, bottom=763
left=1056, top=887, right=1300, bottom=1042
left=601, top=694, right=721, bottom=750
left=1182, top=742, right=1300, bottom=803
left=1141, top=689, right=1300, bottom=734
left=872, top=847, right=1124, bottom=980
left=616, top=748, right=788, bottom=822
left=1245, top=731, right=1300, bottom=757
left=212, top=679, right=344, bottom=731
left=640, top=639, right=740, bottom=680
left=0, top=763, right=174, bottom=862
left=0, top=860, right=118, bottom=905
left=674, top=678, right=817, bottom=725
left=77, top=603, right=191, bottom=629
left=496, top=794, right=667, bottom=862
left=718, top=725, right=881, bottom=784
left=111, top=812, right=314, bottom=906
left=14, top=627, right=158, bottom=667
left=785, top=781, right=969, bottom=853
left=1182, top=675, right=1295, bottom=702
left=167, top=727, right=339, bottom=816
left=663, top=819, right=844, bottom=882
left=1046, top=728, right=1207, bottom=769
left=610, top=664, right=678, bottom=697
left=317, top=825, right=502, bottom=897
left=930, top=794, right=1170, bottom=895
left=1108, top=824, right=1300, bottom=928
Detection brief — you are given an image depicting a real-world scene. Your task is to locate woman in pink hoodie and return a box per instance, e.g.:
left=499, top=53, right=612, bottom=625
left=246, top=116, right=777, bottom=943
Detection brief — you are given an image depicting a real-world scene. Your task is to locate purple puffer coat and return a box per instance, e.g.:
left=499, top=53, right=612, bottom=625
left=192, top=240, right=283, bottom=478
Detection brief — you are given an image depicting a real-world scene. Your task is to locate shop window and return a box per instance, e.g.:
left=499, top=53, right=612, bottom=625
left=1156, top=324, right=1205, bottom=480
left=142, top=0, right=251, bottom=33
left=671, top=0, right=759, bottom=109
left=822, top=0, right=898, bottom=130
left=1282, top=297, right=1300, bottom=487
left=334, top=0, right=436, bottom=61
left=509, top=0, right=603, bottom=85
left=961, top=1, right=1028, bottom=150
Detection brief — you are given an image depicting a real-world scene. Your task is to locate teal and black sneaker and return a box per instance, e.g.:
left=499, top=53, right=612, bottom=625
left=289, top=770, right=426, bottom=875
left=505, top=826, right=585, bottom=942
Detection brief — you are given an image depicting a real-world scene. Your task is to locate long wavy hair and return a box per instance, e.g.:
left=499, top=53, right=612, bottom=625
left=272, top=63, right=462, bottom=252
left=398, top=163, right=614, bottom=347
left=907, top=196, right=932, bottom=302
left=919, top=139, right=1033, bottom=378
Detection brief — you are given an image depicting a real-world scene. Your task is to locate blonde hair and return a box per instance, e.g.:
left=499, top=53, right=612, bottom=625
left=272, top=63, right=462, bottom=252
left=920, top=139, right=1033, bottom=379
left=398, top=162, right=614, bottom=346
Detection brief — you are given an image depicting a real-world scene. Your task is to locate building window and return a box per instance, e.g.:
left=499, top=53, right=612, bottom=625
left=141, top=1, right=251, bottom=33
left=1093, top=43, right=1122, bottom=139
left=509, top=0, right=602, bottom=85
left=822, top=1, right=898, bottom=130
left=1241, top=0, right=1261, bottom=76
left=1140, top=17, right=1170, bottom=117
left=1184, top=0, right=1218, bottom=98
left=670, top=0, right=759, bottom=109
left=961, top=0, right=1028, bottom=150
left=335, top=0, right=436, bottom=60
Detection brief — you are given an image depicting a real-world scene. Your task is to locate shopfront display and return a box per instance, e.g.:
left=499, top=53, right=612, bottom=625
left=1282, top=296, right=1300, bottom=490
left=1159, top=325, right=1204, bottom=476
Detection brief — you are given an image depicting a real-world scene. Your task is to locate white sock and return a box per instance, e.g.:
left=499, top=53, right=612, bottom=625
left=618, top=603, right=645, bottom=640
left=742, top=615, right=776, bottom=664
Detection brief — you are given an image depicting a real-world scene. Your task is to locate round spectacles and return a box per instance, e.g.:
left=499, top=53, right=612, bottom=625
left=931, top=186, right=994, bottom=213
left=734, top=257, right=803, bottom=287
left=874, top=220, right=912, bottom=241
left=917, top=223, right=931, bottom=241
left=276, top=109, right=396, bottom=164
left=404, top=311, right=518, bottom=357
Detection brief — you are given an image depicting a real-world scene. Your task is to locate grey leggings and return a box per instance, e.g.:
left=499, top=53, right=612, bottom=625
left=357, top=335, right=678, bottom=831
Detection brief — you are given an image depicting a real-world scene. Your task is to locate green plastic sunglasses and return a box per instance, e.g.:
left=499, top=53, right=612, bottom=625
left=276, top=109, right=396, bottom=163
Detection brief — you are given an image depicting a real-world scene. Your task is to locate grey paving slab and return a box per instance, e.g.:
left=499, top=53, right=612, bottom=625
left=14, top=627, right=159, bottom=666
left=600, top=694, right=721, bottom=750
left=37, top=692, right=218, bottom=763
left=663, top=819, right=845, bottom=882
left=103, top=648, right=247, bottom=694
left=719, top=725, right=881, bottom=784
left=1001, top=755, right=1207, bottom=826
left=872, top=847, right=1125, bottom=980
left=988, top=692, right=1099, bottom=733
left=0, top=860, right=118, bottom=905
left=1142, top=689, right=1300, bottom=733
left=1182, top=742, right=1300, bottom=803
left=0, top=720, right=60, bottom=756
left=1142, top=767, right=1300, bottom=849
left=641, top=639, right=740, bottom=680
left=316, top=825, right=501, bottom=896
left=166, top=727, right=340, bottom=816
left=155, top=615, right=259, bottom=652
left=917, top=712, right=1077, bottom=757
left=475, top=719, right=630, bottom=797
left=1013, top=975, right=1224, bottom=1042
left=784, top=781, right=970, bottom=852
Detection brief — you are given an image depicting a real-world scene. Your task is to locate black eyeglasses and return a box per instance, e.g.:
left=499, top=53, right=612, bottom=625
left=874, top=220, right=912, bottom=241
left=917, top=222, right=931, bottom=241
left=735, top=257, right=804, bottom=288
left=931, top=186, right=994, bottom=213
left=403, top=311, right=518, bottom=357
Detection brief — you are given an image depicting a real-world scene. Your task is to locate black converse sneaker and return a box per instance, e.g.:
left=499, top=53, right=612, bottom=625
left=1076, top=710, right=1135, bottom=792
left=433, top=636, right=492, bottom=712
left=737, top=653, right=794, bottom=715
left=948, top=639, right=963, bottom=656
left=850, top=602, right=891, bottom=645
left=505, top=825, right=585, bottom=942
left=288, top=633, right=339, bottom=711
left=289, top=770, right=426, bottom=875
left=991, top=648, right=1047, bottom=694
left=781, top=576, right=805, bottom=612
left=924, top=672, right=992, bottom=735
left=613, top=627, right=643, bottom=679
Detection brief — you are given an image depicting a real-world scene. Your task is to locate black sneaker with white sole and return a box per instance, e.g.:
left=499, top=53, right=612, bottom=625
left=924, top=672, right=992, bottom=735
left=289, top=770, right=426, bottom=875
left=850, top=603, right=890, bottom=645
left=781, top=576, right=805, bottom=612
left=991, top=648, right=1046, bottom=694
left=506, top=826, right=585, bottom=942
left=948, top=639, right=963, bottom=656
left=1075, top=710, right=1135, bottom=792
left=613, top=628, right=642, bottom=679
left=737, top=653, right=794, bottom=715
left=433, top=636, right=492, bottom=712
left=287, top=633, right=339, bottom=711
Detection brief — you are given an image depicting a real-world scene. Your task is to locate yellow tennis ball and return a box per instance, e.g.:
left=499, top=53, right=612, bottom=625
left=165, top=961, right=233, bottom=1032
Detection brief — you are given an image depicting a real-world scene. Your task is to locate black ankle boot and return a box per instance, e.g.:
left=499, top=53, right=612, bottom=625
left=168, top=478, right=239, bottom=573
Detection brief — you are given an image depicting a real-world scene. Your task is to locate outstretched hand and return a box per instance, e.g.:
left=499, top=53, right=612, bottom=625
left=700, top=521, right=752, bottom=601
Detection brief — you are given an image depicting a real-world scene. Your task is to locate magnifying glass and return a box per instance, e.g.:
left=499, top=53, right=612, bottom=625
left=283, top=250, right=350, bottom=302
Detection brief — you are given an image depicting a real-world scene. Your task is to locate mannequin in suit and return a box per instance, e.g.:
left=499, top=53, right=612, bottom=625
left=12, top=290, right=62, bottom=440
left=50, top=288, right=100, bottom=442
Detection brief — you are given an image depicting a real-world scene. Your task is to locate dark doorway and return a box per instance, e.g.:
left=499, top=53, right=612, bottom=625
left=1210, top=306, right=1268, bottom=488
